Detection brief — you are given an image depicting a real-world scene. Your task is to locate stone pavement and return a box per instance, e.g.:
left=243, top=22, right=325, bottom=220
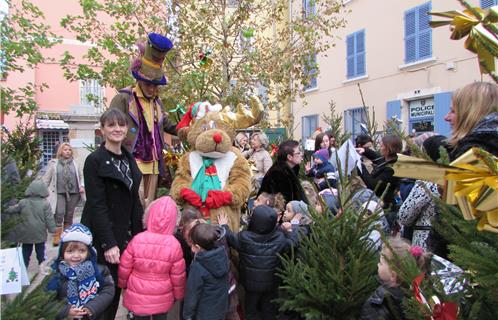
left=25, top=206, right=181, bottom=319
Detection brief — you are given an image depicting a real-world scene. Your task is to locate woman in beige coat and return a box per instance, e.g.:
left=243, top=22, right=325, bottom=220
left=243, top=132, right=273, bottom=185
left=43, top=142, right=84, bottom=245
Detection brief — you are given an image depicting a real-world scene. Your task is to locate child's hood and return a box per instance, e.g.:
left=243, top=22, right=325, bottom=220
left=145, top=196, right=177, bottom=235
left=196, top=246, right=228, bottom=279
left=25, top=180, right=49, bottom=198
left=249, top=205, right=277, bottom=234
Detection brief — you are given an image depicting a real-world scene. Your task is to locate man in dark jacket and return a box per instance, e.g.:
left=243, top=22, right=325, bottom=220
left=219, top=205, right=299, bottom=320
left=258, top=140, right=308, bottom=204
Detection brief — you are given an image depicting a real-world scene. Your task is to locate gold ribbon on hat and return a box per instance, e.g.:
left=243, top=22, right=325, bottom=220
left=393, top=148, right=498, bottom=233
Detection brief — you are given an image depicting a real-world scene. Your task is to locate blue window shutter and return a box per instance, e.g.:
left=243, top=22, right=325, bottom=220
left=417, top=2, right=432, bottom=59
left=481, top=0, right=497, bottom=9
left=434, top=92, right=452, bottom=137
left=356, top=30, right=365, bottom=76
left=302, top=115, right=308, bottom=141
left=404, top=9, right=417, bottom=63
left=386, top=100, right=402, bottom=122
left=346, top=34, right=355, bottom=78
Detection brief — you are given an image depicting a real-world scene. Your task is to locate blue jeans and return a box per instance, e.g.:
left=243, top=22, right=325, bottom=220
left=22, top=243, right=45, bottom=267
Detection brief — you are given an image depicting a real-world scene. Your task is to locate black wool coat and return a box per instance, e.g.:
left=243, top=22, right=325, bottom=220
left=258, top=161, right=308, bottom=204
left=81, top=144, right=144, bottom=264
left=359, top=157, right=400, bottom=209
left=450, top=112, right=498, bottom=161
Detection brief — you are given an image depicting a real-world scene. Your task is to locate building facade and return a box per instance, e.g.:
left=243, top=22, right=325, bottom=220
left=1, top=0, right=115, bottom=169
left=293, top=0, right=496, bottom=142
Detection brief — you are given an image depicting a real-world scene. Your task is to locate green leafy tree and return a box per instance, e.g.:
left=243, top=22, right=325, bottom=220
left=59, top=0, right=347, bottom=125
left=0, top=0, right=60, bottom=117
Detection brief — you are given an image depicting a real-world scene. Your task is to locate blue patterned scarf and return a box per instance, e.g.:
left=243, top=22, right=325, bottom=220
left=58, top=260, right=100, bottom=307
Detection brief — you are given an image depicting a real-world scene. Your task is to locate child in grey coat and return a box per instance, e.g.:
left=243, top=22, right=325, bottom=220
left=5, top=179, right=56, bottom=268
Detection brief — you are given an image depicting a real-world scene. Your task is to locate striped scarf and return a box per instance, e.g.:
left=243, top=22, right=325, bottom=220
left=59, top=260, right=99, bottom=308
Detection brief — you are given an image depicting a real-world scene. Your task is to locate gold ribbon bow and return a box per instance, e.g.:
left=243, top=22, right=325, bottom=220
left=163, top=149, right=181, bottom=168
left=393, top=148, right=498, bottom=233
left=429, top=4, right=498, bottom=79
left=445, top=148, right=498, bottom=233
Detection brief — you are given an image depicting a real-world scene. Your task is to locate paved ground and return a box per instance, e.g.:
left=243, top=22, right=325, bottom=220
left=25, top=206, right=180, bottom=319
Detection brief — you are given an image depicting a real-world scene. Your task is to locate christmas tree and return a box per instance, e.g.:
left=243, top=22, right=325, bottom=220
left=1, top=122, right=64, bottom=318
left=278, top=177, right=380, bottom=319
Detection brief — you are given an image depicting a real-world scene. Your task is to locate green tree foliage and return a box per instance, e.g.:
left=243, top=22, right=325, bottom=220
left=59, top=0, right=347, bottom=122
left=278, top=183, right=379, bottom=319
left=1, top=277, right=64, bottom=319
left=0, top=0, right=59, bottom=116
left=431, top=200, right=498, bottom=319
left=1, top=116, right=41, bottom=178
left=321, top=100, right=351, bottom=146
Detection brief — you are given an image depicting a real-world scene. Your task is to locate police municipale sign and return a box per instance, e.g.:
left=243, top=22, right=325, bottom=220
left=409, top=99, right=434, bottom=119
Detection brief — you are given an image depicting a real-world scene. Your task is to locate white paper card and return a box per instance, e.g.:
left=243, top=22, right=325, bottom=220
left=337, top=140, right=362, bottom=176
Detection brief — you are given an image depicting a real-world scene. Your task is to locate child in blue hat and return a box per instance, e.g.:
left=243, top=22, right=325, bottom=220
left=305, top=148, right=337, bottom=190
left=47, top=224, right=115, bottom=320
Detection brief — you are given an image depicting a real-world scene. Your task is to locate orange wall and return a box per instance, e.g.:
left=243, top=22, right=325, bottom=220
left=1, top=0, right=117, bottom=129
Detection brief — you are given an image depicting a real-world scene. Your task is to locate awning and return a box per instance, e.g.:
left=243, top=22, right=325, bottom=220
left=35, top=119, right=69, bottom=130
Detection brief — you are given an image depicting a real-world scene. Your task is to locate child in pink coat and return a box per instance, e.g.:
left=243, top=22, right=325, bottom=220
left=118, top=196, right=186, bottom=319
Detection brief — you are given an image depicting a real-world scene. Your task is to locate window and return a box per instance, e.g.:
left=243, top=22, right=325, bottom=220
left=344, top=107, right=367, bottom=141
left=40, top=130, right=68, bottom=167
left=79, top=79, right=104, bottom=112
left=304, top=53, right=317, bottom=90
left=239, top=29, right=254, bottom=52
left=481, top=0, right=497, bottom=8
left=0, top=2, right=8, bottom=79
left=302, top=114, right=318, bottom=142
left=346, top=30, right=365, bottom=79
left=303, top=0, right=317, bottom=19
left=257, top=83, right=268, bottom=106
left=404, top=2, right=432, bottom=63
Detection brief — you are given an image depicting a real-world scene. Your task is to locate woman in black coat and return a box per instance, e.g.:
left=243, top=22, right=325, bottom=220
left=81, top=108, right=144, bottom=319
left=359, top=135, right=403, bottom=210
left=444, top=82, right=498, bottom=160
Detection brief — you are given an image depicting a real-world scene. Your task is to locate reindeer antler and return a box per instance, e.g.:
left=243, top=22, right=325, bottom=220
left=219, top=96, right=264, bottom=129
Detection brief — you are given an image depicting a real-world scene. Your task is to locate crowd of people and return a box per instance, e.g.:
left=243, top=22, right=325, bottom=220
left=4, top=31, right=497, bottom=320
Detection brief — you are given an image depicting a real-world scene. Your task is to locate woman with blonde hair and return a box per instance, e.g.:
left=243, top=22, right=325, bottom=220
left=234, top=132, right=249, bottom=153
left=43, top=142, right=85, bottom=245
left=444, top=82, right=498, bottom=160
left=243, top=131, right=273, bottom=182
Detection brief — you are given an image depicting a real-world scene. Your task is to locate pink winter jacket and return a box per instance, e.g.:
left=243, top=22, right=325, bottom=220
left=118, top=196, right=186, bottom=315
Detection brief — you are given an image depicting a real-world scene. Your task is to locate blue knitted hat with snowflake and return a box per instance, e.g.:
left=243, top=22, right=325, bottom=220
left=60, top=223, right=93, bottom=246
left=47, top=224, right=104, bottom=292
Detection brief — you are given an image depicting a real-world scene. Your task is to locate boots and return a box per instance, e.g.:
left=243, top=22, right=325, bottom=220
left=63, top=223, right=71, bottom=231
left=53, top=227, right=63, bottom=246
